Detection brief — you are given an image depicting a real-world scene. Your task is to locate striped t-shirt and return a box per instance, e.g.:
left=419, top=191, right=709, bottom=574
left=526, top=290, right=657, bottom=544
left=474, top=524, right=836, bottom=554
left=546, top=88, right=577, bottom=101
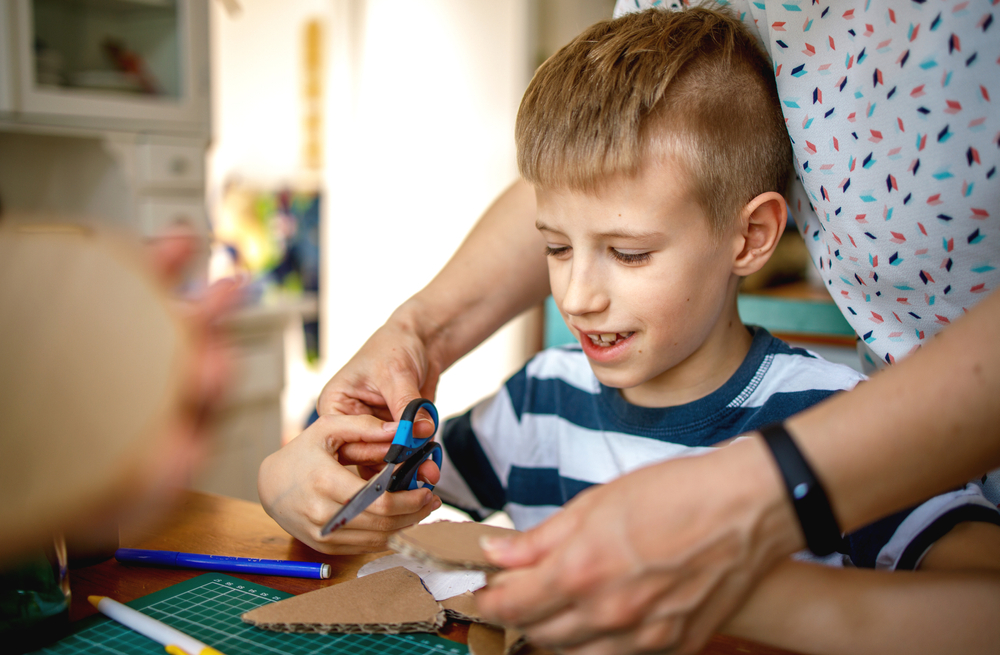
left=436, top=327, right=1000, bottom=569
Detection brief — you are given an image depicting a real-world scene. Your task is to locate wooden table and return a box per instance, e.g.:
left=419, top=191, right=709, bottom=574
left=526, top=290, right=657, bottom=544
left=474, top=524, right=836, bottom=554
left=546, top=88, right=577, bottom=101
left=69, top=490, right=795, bottom=655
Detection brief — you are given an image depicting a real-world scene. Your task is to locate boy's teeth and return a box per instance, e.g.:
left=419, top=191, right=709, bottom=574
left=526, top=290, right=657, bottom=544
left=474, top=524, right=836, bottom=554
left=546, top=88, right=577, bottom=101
left=586, top=332, right=633, bottom=346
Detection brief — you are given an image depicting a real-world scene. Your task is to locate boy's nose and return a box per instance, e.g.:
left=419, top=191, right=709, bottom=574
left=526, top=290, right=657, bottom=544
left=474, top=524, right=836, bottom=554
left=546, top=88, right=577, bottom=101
left=559, top=261, right=609, bottom=317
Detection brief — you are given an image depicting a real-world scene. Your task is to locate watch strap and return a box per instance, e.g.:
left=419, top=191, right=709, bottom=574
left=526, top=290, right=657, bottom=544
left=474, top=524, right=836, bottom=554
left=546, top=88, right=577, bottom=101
left=759, top=422, right=842, bottom=556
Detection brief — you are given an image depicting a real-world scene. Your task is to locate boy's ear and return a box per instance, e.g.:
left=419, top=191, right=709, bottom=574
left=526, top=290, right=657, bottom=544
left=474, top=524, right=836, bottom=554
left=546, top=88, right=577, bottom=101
left=732, top=191, right=788, bottom=277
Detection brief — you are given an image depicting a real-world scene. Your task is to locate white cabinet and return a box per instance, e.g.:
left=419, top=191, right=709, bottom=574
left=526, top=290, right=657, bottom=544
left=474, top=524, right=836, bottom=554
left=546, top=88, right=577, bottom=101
left=192, top=296, right=319, bottom=503
left=0, top=1, right=211, bottom=253
left=1, top=0, right=210, bottom=134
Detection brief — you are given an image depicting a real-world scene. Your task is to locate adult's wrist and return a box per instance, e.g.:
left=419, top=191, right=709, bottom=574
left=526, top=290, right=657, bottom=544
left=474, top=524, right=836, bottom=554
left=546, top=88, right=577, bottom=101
left=390, top=294, right=455, bottom=373
left=758, top=423, right=843, bottom=556
left=720, top=438, right=805, bottom=566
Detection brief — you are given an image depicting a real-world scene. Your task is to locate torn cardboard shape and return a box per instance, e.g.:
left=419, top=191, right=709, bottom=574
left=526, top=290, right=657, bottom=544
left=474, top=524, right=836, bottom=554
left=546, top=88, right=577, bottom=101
left=467, top=624, right=556, bottom=655
left=358, top=552, right=486, bottom=600
left=440, top=591, right=489, bottom=624
left=241, top=567, right=445, bottom=634
left=389, top=521, right=518, bottom=572
left=468, top=623, right=506, bottom=655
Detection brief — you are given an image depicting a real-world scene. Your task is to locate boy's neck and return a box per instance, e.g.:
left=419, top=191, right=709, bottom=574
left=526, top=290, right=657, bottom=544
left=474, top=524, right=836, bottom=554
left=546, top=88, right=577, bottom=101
left=619, top=305, right=754, bottom=409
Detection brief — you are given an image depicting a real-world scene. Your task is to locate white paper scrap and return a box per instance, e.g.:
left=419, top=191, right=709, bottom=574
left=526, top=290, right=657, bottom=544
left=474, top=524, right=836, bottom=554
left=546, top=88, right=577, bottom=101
left=357, top=553, right=486, bottom=601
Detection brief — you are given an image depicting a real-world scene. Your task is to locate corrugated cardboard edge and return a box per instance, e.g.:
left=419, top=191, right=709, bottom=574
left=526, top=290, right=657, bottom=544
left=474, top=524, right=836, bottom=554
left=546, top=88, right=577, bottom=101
left=388, top=521, right=517, bottom=572
left=241, top=566, right=445, bottom=634
left=440, top=591, right=495, bottom=625
left=244, top=620, right=445, bottom=635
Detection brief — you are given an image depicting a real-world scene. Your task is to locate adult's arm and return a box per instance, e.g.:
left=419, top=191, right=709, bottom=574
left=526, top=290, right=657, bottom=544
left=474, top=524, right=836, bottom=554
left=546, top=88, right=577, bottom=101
left=788, top=285, right=1000, bottom=533
left=476, top=286, right=1000, bottom=655
left=722, top=523, right=1000, bottom=655
left=318, top=179, right=548, bottom=426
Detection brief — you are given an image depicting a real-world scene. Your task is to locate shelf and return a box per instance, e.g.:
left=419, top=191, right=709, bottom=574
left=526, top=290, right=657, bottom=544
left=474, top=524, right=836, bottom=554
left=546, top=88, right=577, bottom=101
left=738, top=282, right=855, bottom=346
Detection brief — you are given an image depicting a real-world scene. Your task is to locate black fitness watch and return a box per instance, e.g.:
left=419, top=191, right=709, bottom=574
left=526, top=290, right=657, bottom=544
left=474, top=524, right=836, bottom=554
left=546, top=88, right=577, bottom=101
left=759, top=422, right=842, bottom=556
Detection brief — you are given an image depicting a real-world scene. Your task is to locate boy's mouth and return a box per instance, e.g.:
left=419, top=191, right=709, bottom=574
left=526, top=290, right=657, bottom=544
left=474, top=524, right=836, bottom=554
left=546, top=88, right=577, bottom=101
left=585, top=332, right=634, bottom=348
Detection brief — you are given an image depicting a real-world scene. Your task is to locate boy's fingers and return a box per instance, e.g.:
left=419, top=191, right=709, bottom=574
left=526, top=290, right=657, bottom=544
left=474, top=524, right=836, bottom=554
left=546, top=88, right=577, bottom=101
left=367, top=488, right=438, bottom=517
left=417, top=459, right=441, bottom=486
left=338, top=442, right=392, bottom=466
left=341, top=496, right=441, bottom=534
left=308, top=413, right=392, bottom=448
left=310, top=502, right=439, bottom=553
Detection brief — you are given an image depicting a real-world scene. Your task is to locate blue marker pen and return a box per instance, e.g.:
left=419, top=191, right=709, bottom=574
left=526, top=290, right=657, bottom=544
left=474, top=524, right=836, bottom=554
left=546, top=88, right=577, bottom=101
left=115, top=549, right=331, bottom=579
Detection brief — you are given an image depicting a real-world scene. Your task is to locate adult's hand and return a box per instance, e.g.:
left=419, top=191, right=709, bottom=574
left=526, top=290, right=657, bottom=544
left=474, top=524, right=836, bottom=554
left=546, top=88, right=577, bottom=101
left=318, top=179, right=546, bottom=457
left=318, top=302, right=443, bottom=429
left=258, top=413, right=441, bottom=554
left=477, top=437, right=802, bottom=655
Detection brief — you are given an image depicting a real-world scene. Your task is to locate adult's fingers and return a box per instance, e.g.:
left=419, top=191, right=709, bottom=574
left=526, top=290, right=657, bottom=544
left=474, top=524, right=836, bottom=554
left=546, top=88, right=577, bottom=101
left=146, top=228, right=197, bottom=285
left=482, top=498, right=582, bottom=569
left=477, top=505, right=589, bottom=626
left=476, top=442, right=799, bottom=655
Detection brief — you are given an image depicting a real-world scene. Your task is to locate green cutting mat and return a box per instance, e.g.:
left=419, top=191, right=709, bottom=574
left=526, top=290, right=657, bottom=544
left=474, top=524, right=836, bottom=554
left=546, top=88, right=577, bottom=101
left=33, top=573, right=469, bottom=655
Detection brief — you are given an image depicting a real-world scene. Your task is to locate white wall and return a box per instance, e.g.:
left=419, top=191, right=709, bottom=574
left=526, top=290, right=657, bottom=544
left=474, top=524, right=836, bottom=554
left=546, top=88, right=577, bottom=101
left=209, top=0, right=330, bottom=187
left=210, top=0, right=536, bottom=425
left=323, top=0, right=535, bottom=419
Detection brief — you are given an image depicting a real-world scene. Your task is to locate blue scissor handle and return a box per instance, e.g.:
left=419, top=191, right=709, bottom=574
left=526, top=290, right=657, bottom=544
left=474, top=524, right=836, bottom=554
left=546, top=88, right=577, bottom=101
left=384, top=398, right=439, bottom=464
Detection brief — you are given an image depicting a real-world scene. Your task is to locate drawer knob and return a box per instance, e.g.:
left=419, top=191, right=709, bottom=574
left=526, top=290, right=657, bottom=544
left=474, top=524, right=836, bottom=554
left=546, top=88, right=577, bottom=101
left=170, top=157, right=190, bottom=175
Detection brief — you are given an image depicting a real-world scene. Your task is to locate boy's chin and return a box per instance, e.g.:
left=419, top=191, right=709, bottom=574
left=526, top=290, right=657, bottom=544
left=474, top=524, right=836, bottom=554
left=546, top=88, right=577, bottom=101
left=586, top=363, right=644, bottom=390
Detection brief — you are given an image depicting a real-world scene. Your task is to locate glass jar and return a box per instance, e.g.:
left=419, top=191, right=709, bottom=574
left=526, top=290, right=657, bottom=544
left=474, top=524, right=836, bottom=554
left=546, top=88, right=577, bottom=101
left=0, top=534, right=70, bottom=653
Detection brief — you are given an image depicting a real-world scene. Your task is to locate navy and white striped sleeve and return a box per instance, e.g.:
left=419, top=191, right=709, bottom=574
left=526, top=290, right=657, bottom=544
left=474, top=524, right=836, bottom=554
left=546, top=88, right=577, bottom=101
left=434, top=366, right=528, bottom=520
left=846, top=484, right=1000, bottom=570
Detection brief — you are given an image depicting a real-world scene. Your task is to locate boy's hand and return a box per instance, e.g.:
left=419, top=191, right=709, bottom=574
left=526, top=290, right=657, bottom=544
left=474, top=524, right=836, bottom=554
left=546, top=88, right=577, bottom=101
left=258, top=414, right=442, bottom=554
left=476, top=438, right=801, bottom=655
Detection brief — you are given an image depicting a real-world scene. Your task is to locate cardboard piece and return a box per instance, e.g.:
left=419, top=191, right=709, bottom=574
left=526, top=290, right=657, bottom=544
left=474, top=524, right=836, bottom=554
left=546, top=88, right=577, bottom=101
left=388, top=521, right=518, bottom=572
left=358, top=552, right=486, bottom=600
left=439, top=591, right=488, bottom=624
left=0, top=222, right=189, bottom=560
left=505, top=628, right=556, bottom=655
left=468, top=625, right=556, bottom=655
left=467, top=623, right=506, bottom=655
left=241, top=567, right=445, bottom=634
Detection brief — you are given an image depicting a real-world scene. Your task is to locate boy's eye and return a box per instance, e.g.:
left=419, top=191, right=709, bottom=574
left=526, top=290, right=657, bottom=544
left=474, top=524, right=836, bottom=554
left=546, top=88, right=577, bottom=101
left=545, top=245, right=571, bottom=258
left=611, top=249, right=651, bottom=265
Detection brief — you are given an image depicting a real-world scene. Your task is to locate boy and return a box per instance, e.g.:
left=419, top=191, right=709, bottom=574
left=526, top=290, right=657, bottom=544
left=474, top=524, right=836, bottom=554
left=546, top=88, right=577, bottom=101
left=259, top=7, right=1000, bottom=651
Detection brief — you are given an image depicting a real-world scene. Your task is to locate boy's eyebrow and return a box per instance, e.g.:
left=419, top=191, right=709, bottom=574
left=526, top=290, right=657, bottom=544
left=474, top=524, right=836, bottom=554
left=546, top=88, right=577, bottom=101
left=535, top=220, right=664, bottom=240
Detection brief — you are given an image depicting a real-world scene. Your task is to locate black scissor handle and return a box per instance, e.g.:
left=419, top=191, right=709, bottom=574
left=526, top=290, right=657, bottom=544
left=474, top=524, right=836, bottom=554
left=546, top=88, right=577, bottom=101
left=387, top=440, right=443, bottom=492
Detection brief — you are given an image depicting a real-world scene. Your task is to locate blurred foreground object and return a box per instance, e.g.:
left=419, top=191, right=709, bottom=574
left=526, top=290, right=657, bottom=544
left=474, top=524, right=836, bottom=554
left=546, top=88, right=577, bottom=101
left=0, top=221, right=192, bottom=563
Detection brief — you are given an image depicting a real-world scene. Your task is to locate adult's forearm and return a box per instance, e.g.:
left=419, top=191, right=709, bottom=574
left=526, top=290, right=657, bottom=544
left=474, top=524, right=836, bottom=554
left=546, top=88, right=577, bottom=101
left=399, top=178, right=549, bottom=373
left=723, top=561, right=1000, bottom=655
left=786, top=287, right=1000, bottom=534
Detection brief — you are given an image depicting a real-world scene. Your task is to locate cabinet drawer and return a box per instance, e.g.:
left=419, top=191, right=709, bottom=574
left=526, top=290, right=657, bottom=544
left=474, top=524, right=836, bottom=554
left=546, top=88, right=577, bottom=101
left=138, top=197, right=209, bottom=238
left=139, top=143, right=206, bottom=188
left=224, top=334, right=285, bottom=406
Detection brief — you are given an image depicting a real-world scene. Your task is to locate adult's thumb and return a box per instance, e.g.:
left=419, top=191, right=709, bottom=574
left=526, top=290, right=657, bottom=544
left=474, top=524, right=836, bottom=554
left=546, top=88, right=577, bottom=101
left=481, top=509, right=579, bottom=569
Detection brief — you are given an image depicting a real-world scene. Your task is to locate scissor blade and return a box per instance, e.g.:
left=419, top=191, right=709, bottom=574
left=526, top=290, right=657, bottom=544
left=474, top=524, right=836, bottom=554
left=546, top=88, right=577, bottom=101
left=320, top=464, right=395, bottom=535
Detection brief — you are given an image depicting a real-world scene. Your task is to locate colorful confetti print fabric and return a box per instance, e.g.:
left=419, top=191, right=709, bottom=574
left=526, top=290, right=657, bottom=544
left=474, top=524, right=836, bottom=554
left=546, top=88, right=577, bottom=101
left=616, top=0, right=998, bottom=364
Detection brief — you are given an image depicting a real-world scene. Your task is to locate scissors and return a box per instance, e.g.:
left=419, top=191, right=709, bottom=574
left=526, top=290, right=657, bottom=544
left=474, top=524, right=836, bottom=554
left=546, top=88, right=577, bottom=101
left=320, top=398, right=442, bottom=535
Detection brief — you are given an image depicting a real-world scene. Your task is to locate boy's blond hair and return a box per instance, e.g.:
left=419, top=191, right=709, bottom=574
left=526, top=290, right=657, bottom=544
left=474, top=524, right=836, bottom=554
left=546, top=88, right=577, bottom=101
left=516, top=7, right=791, bottom=234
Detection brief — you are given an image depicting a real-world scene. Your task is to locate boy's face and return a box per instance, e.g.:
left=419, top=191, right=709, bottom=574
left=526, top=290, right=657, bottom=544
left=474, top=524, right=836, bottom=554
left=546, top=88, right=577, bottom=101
left=535, top=155, right=752, bottom=407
